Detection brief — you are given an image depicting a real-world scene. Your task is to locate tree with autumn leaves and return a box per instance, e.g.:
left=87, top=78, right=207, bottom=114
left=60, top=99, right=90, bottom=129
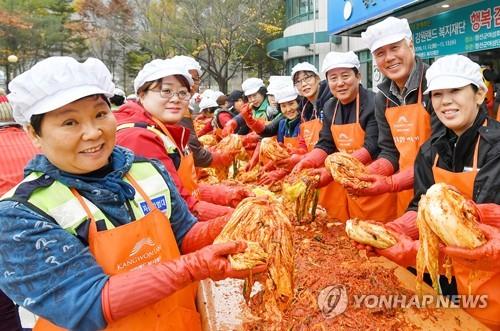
left=0, top=0, right=87, bottom=76
left=77, top=0, right=284, bottom=93
left=1, top=0, right=284, bottom=94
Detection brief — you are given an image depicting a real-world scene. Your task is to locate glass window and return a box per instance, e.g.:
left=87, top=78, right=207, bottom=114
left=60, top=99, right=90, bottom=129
left=356, top=50, right=372, bottom=89
left=286, top=0, right=318, bottom=26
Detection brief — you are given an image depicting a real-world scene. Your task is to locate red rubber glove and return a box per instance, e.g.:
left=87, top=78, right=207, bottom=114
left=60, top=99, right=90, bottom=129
left=308, top=167, right=333, bottom=188
left=210, top=151, right=235, bottom=168
left=102, top=241, right=267, bottom=323
left=241, top=132, right=261, bottom=149
left=385, top=211, right=419, bottom=240
left=258, top=168, right=288, bottom=186
left=351, top=147, right=372, bottom=165
left=444, top=223, right=500, bottom=272
left=221, top=119, right=238, bottom=137
left=345, top=168, right=414, bottom=196
left=240, top=104, right=265, bottom=133
left=245, top=142, right=260, bottom=171
left=366, top=157, right=395, bottom=176
left=292, top=148, right=328, bottom=173
left=196, top=183, right=254, bottom=208
left=261, top=160, right=276, bottom=172
left=192, top=200, right=233, bottom=222
left=182, top=215, right=229, bottom=253
left=469, top=202, right=500, bottom=227
left=375, top=231, right=419, bottom=267
left=275, top=154, right=303, bottom=171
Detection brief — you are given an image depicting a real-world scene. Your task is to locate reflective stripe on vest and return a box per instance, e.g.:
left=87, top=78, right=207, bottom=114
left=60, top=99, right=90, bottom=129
left=3, top=162, right=172, bottom=235
left=117, top=123, right=178, bottom=154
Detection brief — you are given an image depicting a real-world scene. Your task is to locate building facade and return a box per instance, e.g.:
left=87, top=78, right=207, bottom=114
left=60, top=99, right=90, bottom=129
left=269, top=0, right=499, bottom=91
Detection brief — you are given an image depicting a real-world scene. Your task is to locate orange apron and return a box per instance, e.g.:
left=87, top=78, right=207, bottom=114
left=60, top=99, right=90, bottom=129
left=432, top=122, right=499, bottom=330
left=35, top=174, right=201, bottom=331
left=299, top=119, right=322, bottom=152
left=283, top=136, right=299, bottom=150
left=152, top=117, right=198, bottom=194
left=385, top=79, right=431, bottom=216
left=330, top=97, right=397, bottom=222
left=299, top=103, right=322, bottom=152
left=317, top=97, right=363, bottom=222
left=214, top=127, right=223, bottom=139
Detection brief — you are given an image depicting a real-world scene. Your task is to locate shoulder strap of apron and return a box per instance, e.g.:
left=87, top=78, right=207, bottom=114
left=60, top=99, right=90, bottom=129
left=355, top=94, right=360, bottom=123
left=332, top=100, right=340, bottom=124
left=151, top=116, right=187, bottom=157
left=386, top=68, right=425, bottom=107
left=69, top=173, right=156, bottom=224
left=432, top=119, right=486, bottom=170
left=300, top=100, right=318, bottom=123
left=332, top=94, right=360, bottom=124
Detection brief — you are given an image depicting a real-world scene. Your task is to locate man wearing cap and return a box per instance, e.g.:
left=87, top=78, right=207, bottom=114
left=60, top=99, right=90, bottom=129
left=349, top=16, right=441, bottom=218
left=292, top=51, right=396, bottom=222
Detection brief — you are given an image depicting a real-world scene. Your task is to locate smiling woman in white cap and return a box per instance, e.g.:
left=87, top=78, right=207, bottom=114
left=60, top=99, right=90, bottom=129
left=292, top=51, right=396, bottom=222
left=241, top=84, right=309, bottom=185
left=114, top=59, right=251, bottom=222
left=290, top=62, right=332, bottom=151
left=356, top=55, right=500, bottom=329
left=353, top=16, right=442, bottom=219
left=221, top=77, right=279, bottom=137
left=0, top=56, right=263, bottom=331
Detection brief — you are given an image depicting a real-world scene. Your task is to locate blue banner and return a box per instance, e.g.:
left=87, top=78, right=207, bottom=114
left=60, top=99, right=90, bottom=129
left=327, top=0, right=419, bottom=34
left=412, top=2, right=500, bottom=58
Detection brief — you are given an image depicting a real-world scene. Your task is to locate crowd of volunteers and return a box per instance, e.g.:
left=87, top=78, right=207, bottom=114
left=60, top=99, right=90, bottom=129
left=0, top=15, right=498, bottom=331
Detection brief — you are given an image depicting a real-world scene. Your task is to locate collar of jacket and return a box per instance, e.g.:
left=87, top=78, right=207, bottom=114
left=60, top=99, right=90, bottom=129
left=253, top=98, right=270, bottom=118
left=24, top=146, right=136, bottom=202
left=114, top=100, right=191, bottom=150
left=284, top=116, right=301, bottom=130
left=376, top=56, right=428, bottom=106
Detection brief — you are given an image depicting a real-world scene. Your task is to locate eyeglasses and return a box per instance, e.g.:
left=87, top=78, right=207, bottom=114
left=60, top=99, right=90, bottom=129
left=294, top=74, right=315, bottom=86
left=149, top=88, right=191, bottom=100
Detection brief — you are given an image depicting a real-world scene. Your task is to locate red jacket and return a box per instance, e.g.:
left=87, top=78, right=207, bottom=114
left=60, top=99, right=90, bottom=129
left=197, top=112, right=233, bottom=137
left=114, top=101, right=197, bottom=209
left=0, top=126, right=40, bottom=195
